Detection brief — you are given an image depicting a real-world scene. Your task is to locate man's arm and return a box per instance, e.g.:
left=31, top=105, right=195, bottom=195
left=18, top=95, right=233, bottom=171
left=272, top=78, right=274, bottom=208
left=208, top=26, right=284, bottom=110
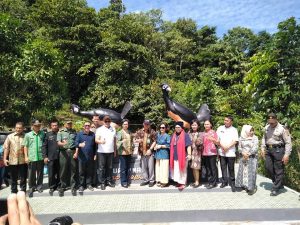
left=42, top=134, right=48, bottom=163
left=3, top=136, right=10, bottom=166
left=23, top=135, right=29, bottom=163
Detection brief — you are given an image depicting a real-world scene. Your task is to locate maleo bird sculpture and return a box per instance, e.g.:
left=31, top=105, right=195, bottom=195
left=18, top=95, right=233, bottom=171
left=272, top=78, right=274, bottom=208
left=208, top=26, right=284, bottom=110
left=161, top=83, right=210, bottom=128
left=71, top=101, right=132, bottom=124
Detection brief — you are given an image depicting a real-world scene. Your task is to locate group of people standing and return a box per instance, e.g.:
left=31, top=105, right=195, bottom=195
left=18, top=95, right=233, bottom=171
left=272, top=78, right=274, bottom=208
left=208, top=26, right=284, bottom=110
left=0, top=112, right=292, bottom=197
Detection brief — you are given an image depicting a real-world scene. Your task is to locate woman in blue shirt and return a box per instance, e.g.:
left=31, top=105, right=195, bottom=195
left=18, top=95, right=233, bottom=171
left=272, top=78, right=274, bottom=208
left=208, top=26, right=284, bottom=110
left=154, top=122, right=170, bottom=187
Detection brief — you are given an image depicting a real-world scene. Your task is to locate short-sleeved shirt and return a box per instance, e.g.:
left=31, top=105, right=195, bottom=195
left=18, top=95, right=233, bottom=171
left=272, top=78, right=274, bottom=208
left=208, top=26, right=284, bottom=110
left=57, top=128, right=77, bottom=150
left=261, top=123, right=292, bottom=156
left=23, top=131, right=45, bottom=162
left=95, top=125, right=116, bottom=153
left=75, top=131, right=96, bottom=161
left=155, top=133, right=170, bottom=159
left=217, top=125, right=239, bottom=157
left=171, top=132, right=192, bottom=160
left=3, top=132, right=25, bottom=165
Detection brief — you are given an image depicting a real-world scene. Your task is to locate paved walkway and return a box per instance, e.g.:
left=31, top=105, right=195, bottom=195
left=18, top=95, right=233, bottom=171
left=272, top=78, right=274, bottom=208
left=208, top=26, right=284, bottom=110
left=0, top=173, right=299, bottom=224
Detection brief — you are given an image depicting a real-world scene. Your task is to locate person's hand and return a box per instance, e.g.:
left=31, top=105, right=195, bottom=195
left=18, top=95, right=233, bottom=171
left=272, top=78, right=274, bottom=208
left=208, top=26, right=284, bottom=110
left=43, top=158, right=49, bottom=164
left=4, top=159, right=9, bottom=167
left=25, top=157, right=29, bottom=164
left=146, top=150, right=152, bottom=156
left=73, top=152, right=78, bottom=159
left=93, top=155, right=97, bottom=161
left=261, top=149, right=266, bottom=159
left=0, top=191, right=42, bottom=225
left=100, top=138, right=106, bottom=145
left=79, top=141, right=86, bottom=148
left=62, top=139, right=68, bottom=146
left=282, top=155, right=289, bottom=165
left=186, top=154, right=192, bottom=161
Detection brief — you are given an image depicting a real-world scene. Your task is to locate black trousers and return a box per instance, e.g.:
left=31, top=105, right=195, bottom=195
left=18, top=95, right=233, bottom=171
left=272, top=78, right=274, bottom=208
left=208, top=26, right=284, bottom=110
left=59, top=149, right=78, bottom=190
left=48, top=159, right=60, bottom=190
left=92, top=160, right=98, bottom=187
left=203, top=155, right=218, bottom=186
left=265, top=147, right=285, bottom=191
left=9, top=164, right=27, bottom=193
left=97, top=152, right=114, bottom=184
left=78, top=159, right=94, bottom=187
left=28, top=160, right=44, bottom=191
left=220, top=156, right=235, bottom=186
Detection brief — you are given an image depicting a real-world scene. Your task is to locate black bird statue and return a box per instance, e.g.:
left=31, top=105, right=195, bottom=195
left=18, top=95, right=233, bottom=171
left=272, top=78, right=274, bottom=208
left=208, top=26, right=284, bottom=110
left=161, top=83, right=210, bottom=128
left=71, top=101, right=132, bottom=124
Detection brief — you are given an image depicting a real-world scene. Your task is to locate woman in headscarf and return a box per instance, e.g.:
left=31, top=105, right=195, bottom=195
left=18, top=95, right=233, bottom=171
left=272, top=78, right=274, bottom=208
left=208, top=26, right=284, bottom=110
left=170, top=121, right=192, bottom=190
left=188, top=120, right=204, bottom=188
left=235, top=125, right=259, bottom=195
left=154, top=122, right=170, bottom=187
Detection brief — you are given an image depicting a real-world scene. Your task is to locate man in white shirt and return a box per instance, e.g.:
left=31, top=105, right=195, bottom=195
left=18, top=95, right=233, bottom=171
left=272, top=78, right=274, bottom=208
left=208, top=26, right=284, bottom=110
left=216, top=115, right=239, bottom=192
left=95, top=116, right=116, bottom=190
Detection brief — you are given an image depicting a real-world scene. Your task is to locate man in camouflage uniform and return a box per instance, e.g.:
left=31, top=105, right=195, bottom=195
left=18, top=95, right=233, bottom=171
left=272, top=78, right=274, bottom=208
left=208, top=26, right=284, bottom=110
left=57, top=120, right=78, bottom=196
left=261, top=113, right=292, bottom=196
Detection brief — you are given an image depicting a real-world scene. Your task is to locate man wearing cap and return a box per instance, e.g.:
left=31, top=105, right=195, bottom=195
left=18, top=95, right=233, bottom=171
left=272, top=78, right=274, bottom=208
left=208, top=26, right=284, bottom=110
left=42, top=120, right=60, bottom=196
left=95, top=115, right=117, bottom=190
left=261, top=113, right=292, bottom=196
left=135, top=120, right=157, bottom=187
left=23, top=120, right=45, bottom=197
left=216, top=115, right=239, bottom=192
left=57, top=120, right=78, bottom=196
left=3, top=122, right=27, bottom=193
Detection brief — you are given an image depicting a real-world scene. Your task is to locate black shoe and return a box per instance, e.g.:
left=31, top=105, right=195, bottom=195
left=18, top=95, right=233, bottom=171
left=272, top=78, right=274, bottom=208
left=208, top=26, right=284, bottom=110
left=37, top=188, right=43, bottom=193
left=28, top=191, right=33, bottom=198
left=220, top=183, right=228, bottom=188
left=78, top=186, right=84, bottom=193
left=248, top=186, right=257, bottom=195
left=49, top=189, right=54, bottom=196
left=231, top=186, right=236, bottom=192
left=206, top=184, right=217, bottom=189
left=140, top=181, right=149, bottom=186
left=107, top=181, right=115, bottom=188
left=101, top=184, right=106, bottom=190
left=71, top=189, right=76, bottom=196
left=121, top=184, right=128, bottom=188
left=270, top=190, right=279, bottom=196
left=58, top=190, right=64, bottom=197
left=149, top=182, right=155, bottom=187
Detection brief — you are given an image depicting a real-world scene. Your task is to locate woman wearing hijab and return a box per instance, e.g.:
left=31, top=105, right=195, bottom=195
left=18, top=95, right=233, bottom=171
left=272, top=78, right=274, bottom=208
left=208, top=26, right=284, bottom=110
left=235, top=125, right=259, bottom=195
left=188, top=120, right=204, bottom=188
left=170, top=121, right=192, bottom=190
left=154, top=122, right=170, bottom=187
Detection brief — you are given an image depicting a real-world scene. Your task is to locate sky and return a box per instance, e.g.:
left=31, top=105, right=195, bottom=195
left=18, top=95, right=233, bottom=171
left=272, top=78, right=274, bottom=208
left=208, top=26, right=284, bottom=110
left=87, top=0, right=300, bottom=37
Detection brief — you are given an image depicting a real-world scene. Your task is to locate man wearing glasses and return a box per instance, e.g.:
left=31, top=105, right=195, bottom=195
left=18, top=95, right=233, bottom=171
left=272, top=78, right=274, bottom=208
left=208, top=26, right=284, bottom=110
left=95, top=116, right=117, bottom=190
left=74, top=121, right=96, bottom=193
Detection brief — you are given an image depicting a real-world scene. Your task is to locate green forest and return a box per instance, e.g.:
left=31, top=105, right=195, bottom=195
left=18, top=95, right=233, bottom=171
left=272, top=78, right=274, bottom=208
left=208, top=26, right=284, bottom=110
left=0, top=0, right=299, bottom=190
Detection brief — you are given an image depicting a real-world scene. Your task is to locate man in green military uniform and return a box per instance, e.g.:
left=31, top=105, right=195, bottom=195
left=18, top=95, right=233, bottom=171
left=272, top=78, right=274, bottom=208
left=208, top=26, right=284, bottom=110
left=261, top=113, right=292, bottom=196
left=23, top=120, right=45, bottom=198
left=57, top=120, right=78, bottom=196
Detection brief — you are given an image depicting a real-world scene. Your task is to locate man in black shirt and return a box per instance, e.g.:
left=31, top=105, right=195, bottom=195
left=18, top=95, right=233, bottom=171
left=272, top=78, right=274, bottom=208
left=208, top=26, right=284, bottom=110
left=42, top=120, right=60, bottom=195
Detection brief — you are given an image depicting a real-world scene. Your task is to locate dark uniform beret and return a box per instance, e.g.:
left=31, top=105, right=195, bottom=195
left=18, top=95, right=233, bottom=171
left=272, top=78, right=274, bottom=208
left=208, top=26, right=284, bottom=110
left=268, top=113, right=277, bottom=119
